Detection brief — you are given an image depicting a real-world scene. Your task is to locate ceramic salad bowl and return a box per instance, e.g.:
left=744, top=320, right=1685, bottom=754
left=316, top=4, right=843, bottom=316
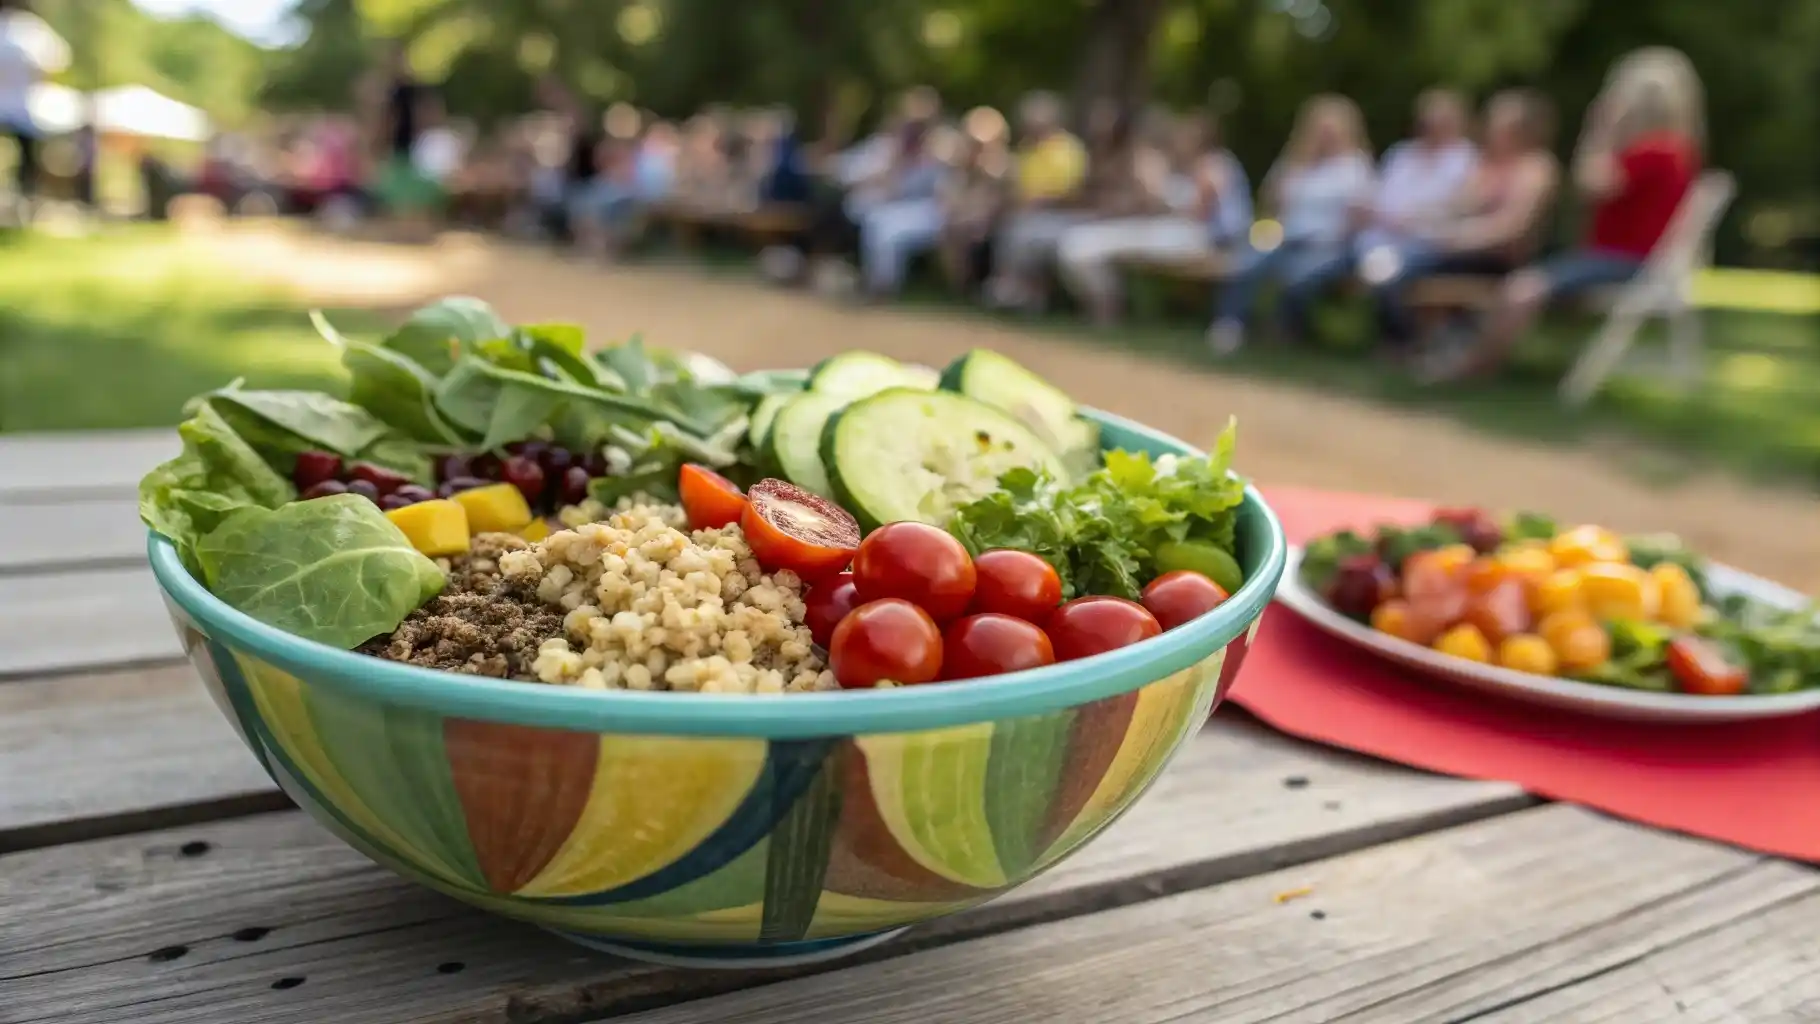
left=148, top=409, right=1287, bottom=968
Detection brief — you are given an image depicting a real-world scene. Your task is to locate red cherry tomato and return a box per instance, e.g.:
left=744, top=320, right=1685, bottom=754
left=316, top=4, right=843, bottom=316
left=970, top=549, right=1063, bottom=623
left=942, top=613, right=1056, bottom=680
left=1666, top=636, right=1748, bottom=696
left=1045, top=596, right=1162, bottom=661
left=740, top=479, right=861, bottom=580
left=829, top=599, right=943, bottom=689
left=1140, top=570, right=1229, bottom=631
left=851, top=522, right=977, bottom=621
left=678, top=463, right=747, bottom=531
left=803, top=573, right=861, bottom=649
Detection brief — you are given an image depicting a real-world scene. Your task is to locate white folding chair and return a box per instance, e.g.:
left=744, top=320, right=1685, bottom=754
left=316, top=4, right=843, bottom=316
left=1558, top=170, right=1736, bottom=407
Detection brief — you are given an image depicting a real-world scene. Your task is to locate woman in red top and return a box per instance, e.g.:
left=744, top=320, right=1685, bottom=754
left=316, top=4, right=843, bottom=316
left=1426, top=48, right=1704, bottom=382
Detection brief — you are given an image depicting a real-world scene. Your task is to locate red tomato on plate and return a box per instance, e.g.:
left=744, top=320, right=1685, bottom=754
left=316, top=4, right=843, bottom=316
left=829, top=598, right=943, bottom=689
left=678, top=464, right=747, bottom=531
left=740, top=479, right=861, bottom=580
left=970, top=549, right=1063, bottom=623
left=852, top=522, right=977, bottom=621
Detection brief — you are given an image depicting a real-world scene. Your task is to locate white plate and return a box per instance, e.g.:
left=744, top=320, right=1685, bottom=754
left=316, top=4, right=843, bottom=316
left=1275, top=546, right=1820, bottom=723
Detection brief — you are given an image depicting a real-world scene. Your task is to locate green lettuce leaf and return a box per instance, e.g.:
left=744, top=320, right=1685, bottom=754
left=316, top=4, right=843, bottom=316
left=383, top=296, right=511, bottom=376
left=195, top=494, right=446, bottom=649
left=139, top=402, right=296, bottom=569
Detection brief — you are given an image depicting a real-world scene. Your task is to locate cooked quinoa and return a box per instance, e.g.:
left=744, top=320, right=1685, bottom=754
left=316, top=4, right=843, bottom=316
left=499, top=502, right=836, bottom=694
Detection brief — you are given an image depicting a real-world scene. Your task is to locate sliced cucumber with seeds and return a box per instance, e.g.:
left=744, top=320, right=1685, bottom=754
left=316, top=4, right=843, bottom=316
left=749, top=393, right=794, bottom=452
left=824, top=388, right=1063, bottom=530
left=765, top=393, right=849, bottom=498
left=939, top=349, right=1097, bottom=478
left=809, top=352, right=939, bottom=400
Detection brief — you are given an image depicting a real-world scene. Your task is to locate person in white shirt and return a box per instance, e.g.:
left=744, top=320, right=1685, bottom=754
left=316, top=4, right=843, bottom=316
left=1055, top=112, right=1253, bottom=326
left=1273, top=88, right=1478, bottom=341
left=1207, top=95, right=1374, bottom=355
left=0, top=2, right=43, bottom=204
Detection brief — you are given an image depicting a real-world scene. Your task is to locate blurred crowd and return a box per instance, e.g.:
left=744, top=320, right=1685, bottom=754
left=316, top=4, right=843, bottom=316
left=4, top=36, right=1711, bottom=383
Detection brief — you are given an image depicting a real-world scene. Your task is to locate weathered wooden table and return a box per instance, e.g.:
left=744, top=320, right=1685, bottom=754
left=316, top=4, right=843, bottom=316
left=4, top=431, right=1817, bottom=1024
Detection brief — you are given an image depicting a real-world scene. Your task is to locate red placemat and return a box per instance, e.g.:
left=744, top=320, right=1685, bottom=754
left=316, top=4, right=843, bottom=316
left=1233, top=485, right=1820, bottom=862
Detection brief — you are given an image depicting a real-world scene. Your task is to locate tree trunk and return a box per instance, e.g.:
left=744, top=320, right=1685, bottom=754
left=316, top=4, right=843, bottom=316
left=1071, top=0, right=1168, bottom=140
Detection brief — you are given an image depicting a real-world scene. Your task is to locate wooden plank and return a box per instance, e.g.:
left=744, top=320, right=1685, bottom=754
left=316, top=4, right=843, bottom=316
left=0, top=720, right=1532, bottom=1023
left=1468, top=887, right=1820, bottom=1023
left=0, top=430, right=175, bottom=500
left=0, top=565, right=183, bottom=679
left=608, top=806, right=1807, bottom=1024
left=0, top=665, right=281, bottom=852
left=0, top=496, right=145, bottom=573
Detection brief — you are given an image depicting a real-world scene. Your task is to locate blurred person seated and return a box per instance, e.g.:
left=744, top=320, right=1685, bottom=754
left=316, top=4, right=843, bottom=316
left=570, top=133, right=644, bottom=259
left=1206, top=94, right=1374, bottom=355
left=1273, top=89, right=1477, bottom=340
left=982, top=91, right=1092, bottom=311
left=1368, top=90, right=1560, bottom=353
left=673, top=113, right=732, bottom=207
left=1427, top=47, right=1705, bottom=381
left=855, top=119, right=955, bottom=298
left=634, top=119, right=680, bottom=206
left=755, top=107, right=813, bottom=206
left=0, top=0, right=44, bottom=217
left=1055, top=111, right=1252, bottom=325
left=936, top=107, right=1013, bottom=294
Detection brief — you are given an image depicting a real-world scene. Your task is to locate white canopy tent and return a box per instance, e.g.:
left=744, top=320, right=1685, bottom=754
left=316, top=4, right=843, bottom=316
left=0, top=10, right=72, bottom=74
left=26, top=83, right=211, bottom=142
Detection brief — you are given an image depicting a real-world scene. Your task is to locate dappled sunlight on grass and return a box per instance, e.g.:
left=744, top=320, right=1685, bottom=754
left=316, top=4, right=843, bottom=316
left=1695, top=269, right=1820, bottom=316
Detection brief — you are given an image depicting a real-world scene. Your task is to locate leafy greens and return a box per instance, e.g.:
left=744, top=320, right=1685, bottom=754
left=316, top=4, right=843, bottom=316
left=948, top=420, right=1245, bottom=601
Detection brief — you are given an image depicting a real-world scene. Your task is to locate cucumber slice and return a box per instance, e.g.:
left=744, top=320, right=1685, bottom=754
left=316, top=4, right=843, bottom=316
left=765, top=393, right=849, bottom=498
left=939, top=350, right=1095, bottom=475
left=809, top=352, right=938, bottom=399
left=824, top=388, right=1063, bottom=530
left=749, top=393, right=793, bottom=451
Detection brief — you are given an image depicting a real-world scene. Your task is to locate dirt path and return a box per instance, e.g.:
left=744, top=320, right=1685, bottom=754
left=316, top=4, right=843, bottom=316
left=200, top=224, right=1820, bottom=591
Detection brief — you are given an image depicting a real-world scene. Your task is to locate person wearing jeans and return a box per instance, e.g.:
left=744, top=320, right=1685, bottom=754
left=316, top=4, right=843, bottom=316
left=982, top=92, right=1088, bottom=311
left=1207, top=95, right=1374, bottom=355
left=854, top=128, right=949, bottom=297
left=1055, top=114, right=1253, bottom=325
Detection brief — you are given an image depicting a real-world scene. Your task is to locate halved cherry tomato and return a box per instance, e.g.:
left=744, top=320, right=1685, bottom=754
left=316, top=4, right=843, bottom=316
left=1463, top=579, right=1532, bottom=645
left=829, top=598, right=943, bottom=688
left=852, top=522, right=977, bottom=621
left=1666, top=636, right=1748, bottom=696
left=803, top=572, right=861, bottom=649
left=1046, top=596, right=1162, bottom=662
left=942, top=614, right=1056, bottom=679
left=970, top=549, right=1064, bottom=623
left=1140, top=570, right=1229, bottom=631
left=678, top=463, right=747, bottom=531
left=740, top=479, right=861, bottom=579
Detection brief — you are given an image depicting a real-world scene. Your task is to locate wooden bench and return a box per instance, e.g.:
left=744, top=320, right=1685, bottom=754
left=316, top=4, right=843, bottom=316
left=653, top=199, right=811, bottom=248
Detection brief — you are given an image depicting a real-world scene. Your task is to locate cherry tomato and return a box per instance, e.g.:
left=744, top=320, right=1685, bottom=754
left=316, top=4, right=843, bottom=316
left=829, top=599, right=943, bottom=689
left=1140, top=570, right=1229, bottom=631
left=803, top=573, right=862, bottom=649
left=1666, top=636, right=1748, bottom=696
left=678, top=463, right=748, bottom=531
left=970, top=549, right=1063, bottom=623
left=851, top=522, right=977, bottom=621
left=1462, top=579, right=1532, bottom=645
left=1045, top=596, right=1162, bottom=661
left=741, top=479, right=861, bottom=580
left=942, top=614, right=1055, bottom=680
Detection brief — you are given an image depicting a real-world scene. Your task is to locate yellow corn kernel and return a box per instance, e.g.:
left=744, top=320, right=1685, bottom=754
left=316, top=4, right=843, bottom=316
left=384, top=499, right=471, bottom=557
left=1530, top=569, right=1585, bottom=617
left=1548, top=525, right=1628, bottom=569
left=1434, top=623, right=1492, bottom=663
left=1579, top=563, right=1658, bottom=622
left=1497, top=633, right=1559, bottom=676
left=1498, top=543, right=1556, bottom=579
left=452, top=482, right=534, bottom=533
left=1651, top=562, right=1704, bottom=628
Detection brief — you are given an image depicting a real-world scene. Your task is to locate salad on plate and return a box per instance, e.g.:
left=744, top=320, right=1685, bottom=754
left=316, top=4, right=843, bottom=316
left=140, top=297, right=1253, bottom=693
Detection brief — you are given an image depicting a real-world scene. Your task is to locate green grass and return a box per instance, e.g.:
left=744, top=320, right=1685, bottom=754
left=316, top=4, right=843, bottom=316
left=0, top=227, right=381, bottom=432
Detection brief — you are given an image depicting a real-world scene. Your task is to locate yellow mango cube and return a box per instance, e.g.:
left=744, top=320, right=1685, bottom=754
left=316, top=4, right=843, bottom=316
left=385, top=499, right=471, bottom=557
left=452, top=483, right=534, bottom=533
left=1579, top=563, right=1658, bottom=621
left=519, top=517, right=552, bottom=542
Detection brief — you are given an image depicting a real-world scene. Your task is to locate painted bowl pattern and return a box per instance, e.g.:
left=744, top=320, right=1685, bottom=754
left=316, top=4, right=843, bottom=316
left=153, top=409, right=1284, bottom=961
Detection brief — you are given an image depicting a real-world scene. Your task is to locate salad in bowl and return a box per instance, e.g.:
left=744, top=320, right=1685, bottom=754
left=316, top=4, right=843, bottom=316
left=143, top=298, right=1285, bottom=966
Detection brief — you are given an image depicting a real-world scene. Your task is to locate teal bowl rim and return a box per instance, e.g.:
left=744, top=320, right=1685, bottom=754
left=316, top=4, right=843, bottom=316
left=147, top=407, right=1287, bottom=739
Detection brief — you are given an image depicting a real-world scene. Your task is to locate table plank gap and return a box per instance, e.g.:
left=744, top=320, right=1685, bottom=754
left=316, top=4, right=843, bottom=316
left=0, top=566, right=183, bottom=679
left=0, top=719, right=1533, bottom=1023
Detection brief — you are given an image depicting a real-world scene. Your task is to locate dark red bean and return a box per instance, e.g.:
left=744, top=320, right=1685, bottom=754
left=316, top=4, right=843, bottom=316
left=293, top=451, right=343, bottom=491
left=379, top=493, right=415, bottom=511
left=434, top=453, right=473, bottom=483
left=437, top=476, right=492, bottom=499
left=347, top=479, right=382, bottom=503
left=469, top=453, right=501, bottom=480
left=300, top=479, right=349, bottom=500
left=560, top=466, right=592, bottom=506
left=349, top=462, right=412, bottom=496
left=500, top=456, right=546, bottom=505
left=541, top=447, right=575, bottom=476
left=506, top=440, right=549, bottom=460
left=392, top=484, right=436, bottom=504
left=581, top=450, right=609, bottom=477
